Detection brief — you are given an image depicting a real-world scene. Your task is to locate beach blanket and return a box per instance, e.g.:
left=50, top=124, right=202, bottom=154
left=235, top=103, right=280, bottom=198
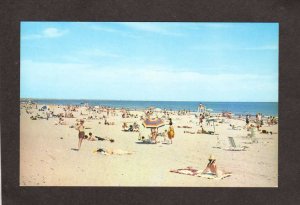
left=170, top=167, right=231, bottom=180
left=197, top=172, right=231, bottom=180
left=170, top=166, right=199, bottom=176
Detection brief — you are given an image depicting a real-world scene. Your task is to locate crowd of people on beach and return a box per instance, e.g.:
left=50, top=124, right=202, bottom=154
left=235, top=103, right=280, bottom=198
left=21, top=101, right=278, bottom=179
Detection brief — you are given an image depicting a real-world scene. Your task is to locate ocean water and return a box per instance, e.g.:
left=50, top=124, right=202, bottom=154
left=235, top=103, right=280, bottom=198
left=21, top=99, right=278, bottom=116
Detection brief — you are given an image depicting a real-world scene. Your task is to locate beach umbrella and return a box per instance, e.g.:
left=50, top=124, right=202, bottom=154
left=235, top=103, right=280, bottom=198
left=143, top=118, right=165, bottom=128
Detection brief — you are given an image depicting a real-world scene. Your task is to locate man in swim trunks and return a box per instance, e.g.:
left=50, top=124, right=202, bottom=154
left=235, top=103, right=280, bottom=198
left=76, top=119, right=85, bottom=150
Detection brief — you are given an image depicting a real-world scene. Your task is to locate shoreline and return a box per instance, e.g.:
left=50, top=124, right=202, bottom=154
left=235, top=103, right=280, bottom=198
left=20, top=100, right=278, bottom=117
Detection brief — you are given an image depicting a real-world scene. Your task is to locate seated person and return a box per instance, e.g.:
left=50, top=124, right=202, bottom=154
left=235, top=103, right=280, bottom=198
left=198, top=126, right=214, bottom=134
left=122, top=122, right=128, bottom=130
left=161, top=130, right=168, bottom=142
left=123, top=125, right=134, bottom=132
left=201, top=155, right=231, bottom=177
left=58, top=117, right=67, bottom=125
left=133, top=122, right=139, bottom=132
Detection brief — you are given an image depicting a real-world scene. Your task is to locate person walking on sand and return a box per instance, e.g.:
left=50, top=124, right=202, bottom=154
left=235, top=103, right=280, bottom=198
left=167, top=119, right=175, bottom=144
left=76, top=119, right=85, bottom=150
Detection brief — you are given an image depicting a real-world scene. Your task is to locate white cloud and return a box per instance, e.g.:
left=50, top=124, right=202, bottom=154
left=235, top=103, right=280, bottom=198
left=120, top=22, right=183, bottom=36
left=83, top=23, right=140, bottom=39
left=22, top=27, right=68, bottom=40
left=42, top=28, right=67, bottom=38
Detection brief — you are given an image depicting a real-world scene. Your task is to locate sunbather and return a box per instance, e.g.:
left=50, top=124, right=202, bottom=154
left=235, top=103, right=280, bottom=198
left=122, top=122, right=128, bottom=130
left=198, top=126, right=214, bottom=135
left=94, top=148, right=133, bottom=155
left=184, top=130, right=195, bottom=134
left=87, top=132, right=115, bottom=142
left=177, top=125, right=192, bottom=128
left=201, top=155, right=231, bottom=177
left=260, top=130, right=273, bottom=135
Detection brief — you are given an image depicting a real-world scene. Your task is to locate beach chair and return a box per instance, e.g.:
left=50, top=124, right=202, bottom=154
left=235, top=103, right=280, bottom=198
left=224, top=137, right=246, bottom=151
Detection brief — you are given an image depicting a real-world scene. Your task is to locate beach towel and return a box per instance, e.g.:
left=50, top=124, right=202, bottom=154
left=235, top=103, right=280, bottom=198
left=197, top=172, right=231, bottom=180
left=170, top=166, right=199, bottom=176
left=170, top=167, right=231, bottom=180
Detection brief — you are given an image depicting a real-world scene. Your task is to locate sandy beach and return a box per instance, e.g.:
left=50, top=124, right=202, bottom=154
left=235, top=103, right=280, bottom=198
left=20, top=103, right=278, bottom=187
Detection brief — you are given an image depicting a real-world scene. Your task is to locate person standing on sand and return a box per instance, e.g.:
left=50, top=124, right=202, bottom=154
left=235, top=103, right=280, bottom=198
left=199, top=114, right=204, bottom=126
left=245, top=115, right=250, bottom=129
left=76, top=119, right=85, bottom=150
left=167, top=119, right=175, bottom=144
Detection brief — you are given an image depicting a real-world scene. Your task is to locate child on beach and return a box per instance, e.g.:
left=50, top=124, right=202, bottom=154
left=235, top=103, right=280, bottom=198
left=162, top=129, right=168, bottom=142
left=76, top=119, right=85, bottom=150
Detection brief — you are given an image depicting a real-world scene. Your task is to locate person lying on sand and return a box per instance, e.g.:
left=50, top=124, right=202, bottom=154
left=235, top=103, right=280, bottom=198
left=184, top=130, right=195, bottom=134
left=177, top=125, right=192, bottom=128
left=93, top=148, right=133, bottom=155
left=87, top=132, right=114, bottom=142
left=229, top=124, right=242, bottom=130
left=30, top=116, right=37, bottom=120
left=260, top=130, right=276, bottom=135
left=201, top=155, right=231, bottom=177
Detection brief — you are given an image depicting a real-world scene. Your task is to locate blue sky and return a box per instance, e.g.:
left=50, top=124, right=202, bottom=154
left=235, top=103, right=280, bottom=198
left=20, top=22, right=278, bottom=102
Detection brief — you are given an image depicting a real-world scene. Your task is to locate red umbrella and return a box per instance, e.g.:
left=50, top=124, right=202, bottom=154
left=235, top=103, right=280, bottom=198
left=143, top=118, right=165, bottom=128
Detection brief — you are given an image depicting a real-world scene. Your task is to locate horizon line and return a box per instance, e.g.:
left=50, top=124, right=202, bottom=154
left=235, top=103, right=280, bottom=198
left=20, top=97, right=278, bottom=103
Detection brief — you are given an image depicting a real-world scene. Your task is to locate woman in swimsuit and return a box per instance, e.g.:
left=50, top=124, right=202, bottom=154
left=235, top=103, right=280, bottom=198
left=168, top=120, right=175, bottom=144
left=202, top=155, right=231, bottom=177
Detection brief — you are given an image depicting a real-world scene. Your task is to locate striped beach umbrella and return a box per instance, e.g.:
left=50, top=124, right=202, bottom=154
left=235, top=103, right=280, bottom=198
left=143, top=118, right=165, bottom=128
